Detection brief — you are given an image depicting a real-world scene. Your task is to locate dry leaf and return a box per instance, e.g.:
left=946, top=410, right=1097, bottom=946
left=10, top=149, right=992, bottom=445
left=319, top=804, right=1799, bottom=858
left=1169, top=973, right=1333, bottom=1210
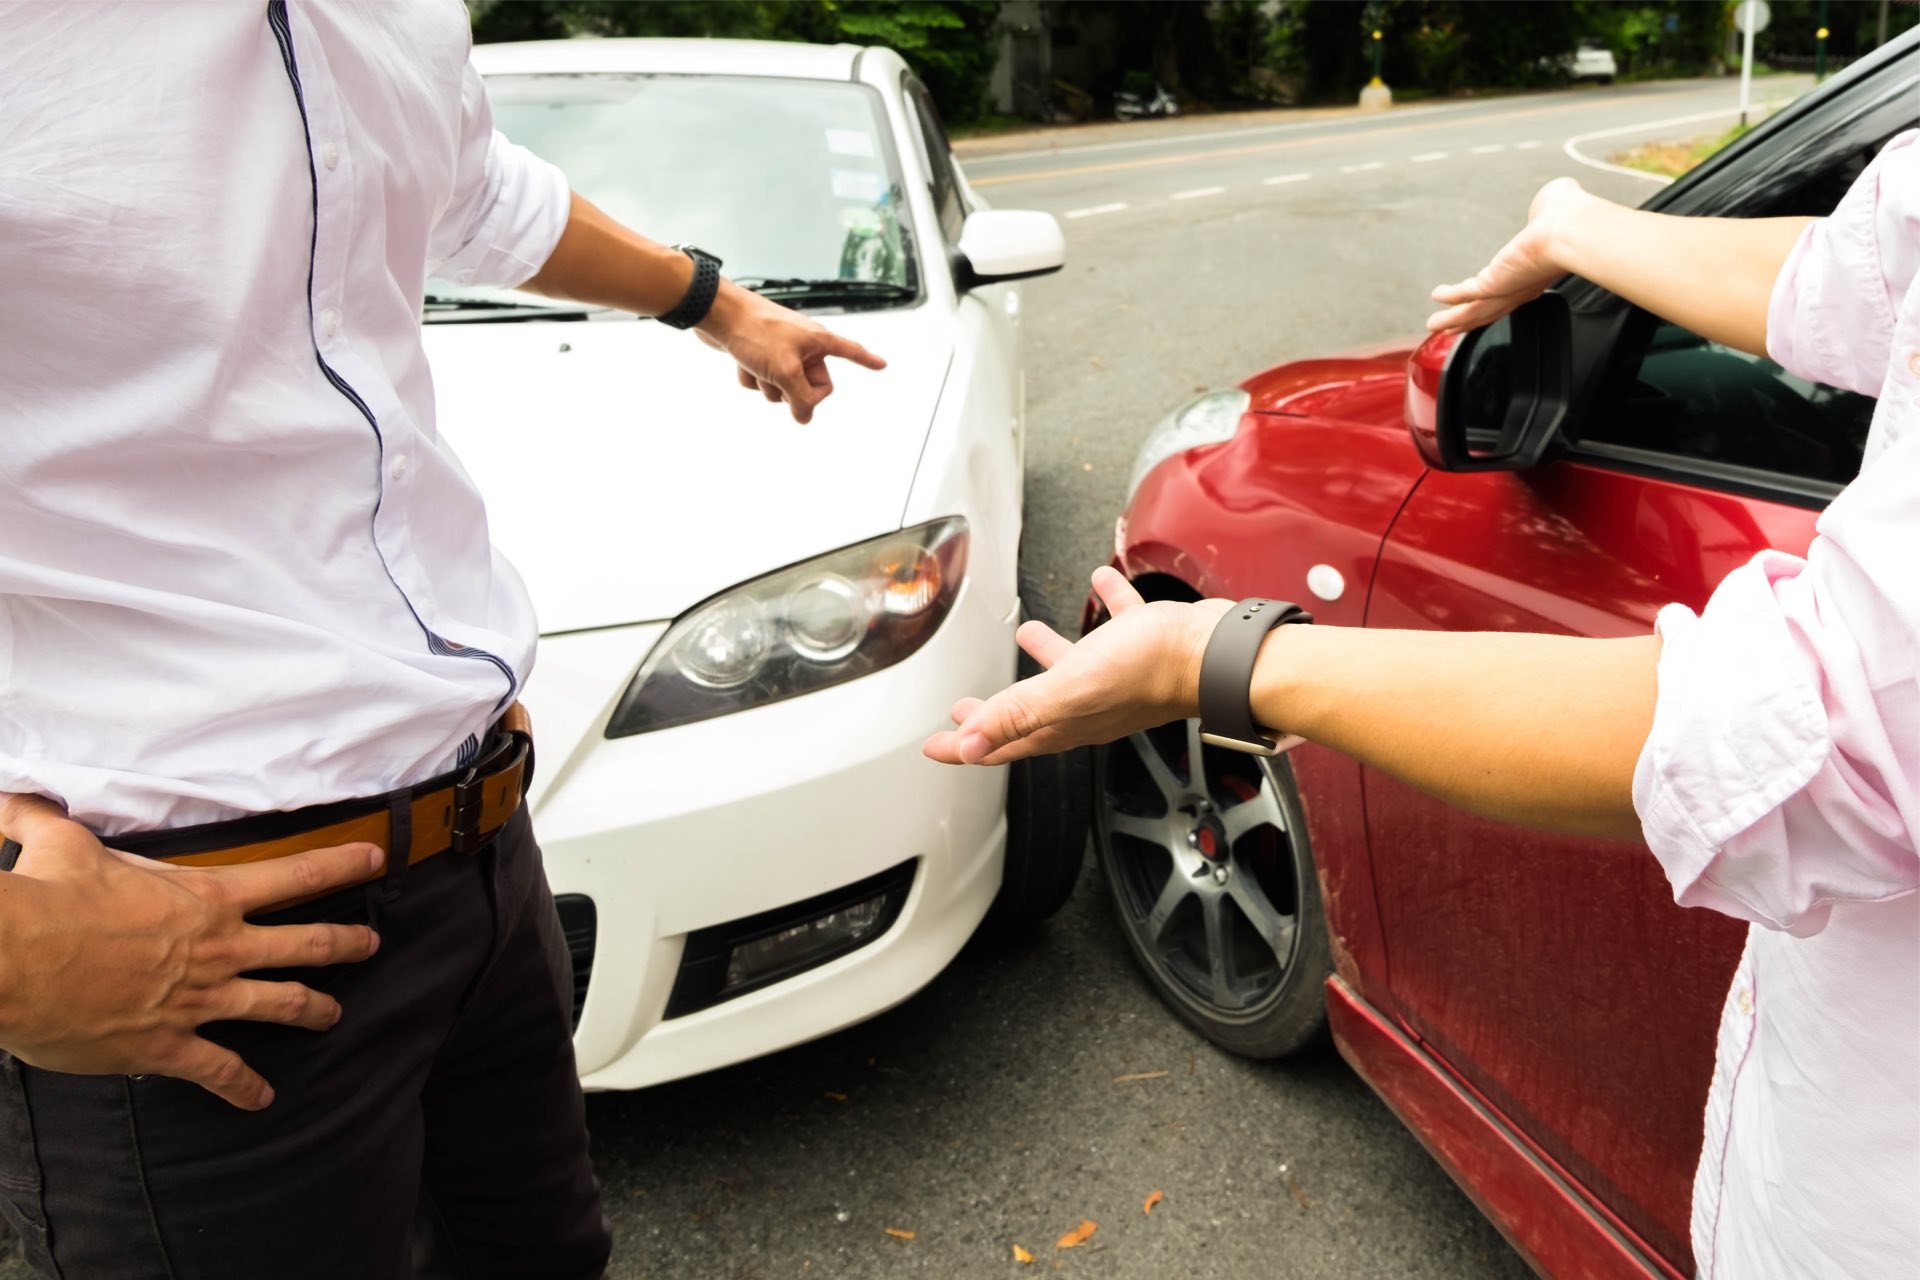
left=1143, top=1190, right=1165, bottom=1215
left=1286, top=1172, right=1312, bottom=1211
left=1089, top=356, right=1108, bottom=370
left=883, top=1227, right=916, bottom=1241
left=1055, top=1220, right=1098, bottom=1249
left=824, top=1091, right=848, bottom=1102
left=1112, top=1070, right=1168, bottom=1084
left=1012, top=1244, right=1035, bottom=1264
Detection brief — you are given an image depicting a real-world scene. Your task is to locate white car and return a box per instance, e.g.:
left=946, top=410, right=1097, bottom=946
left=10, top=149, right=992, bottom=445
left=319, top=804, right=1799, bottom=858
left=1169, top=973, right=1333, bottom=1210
left=1568, top=39, right=1619, bottom=83
left=422, top=38, right=1080, bottom=1089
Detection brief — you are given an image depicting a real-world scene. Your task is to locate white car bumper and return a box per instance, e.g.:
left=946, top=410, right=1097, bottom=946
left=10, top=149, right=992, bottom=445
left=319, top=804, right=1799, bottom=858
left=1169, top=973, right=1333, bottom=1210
left=520, top=582, right=1016, bottom=1090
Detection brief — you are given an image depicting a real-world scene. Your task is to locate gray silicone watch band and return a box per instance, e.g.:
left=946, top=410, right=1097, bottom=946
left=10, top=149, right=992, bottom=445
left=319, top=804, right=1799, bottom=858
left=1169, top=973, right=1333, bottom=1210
left=1196, top=598, right=1313, bottom=756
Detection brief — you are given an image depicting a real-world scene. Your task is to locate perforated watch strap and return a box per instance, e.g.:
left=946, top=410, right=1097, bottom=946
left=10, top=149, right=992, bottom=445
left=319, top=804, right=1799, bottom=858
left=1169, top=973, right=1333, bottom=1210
left=658, top=246, right=722, bottom=330
left=1196, top=598, right=1313, bottom=755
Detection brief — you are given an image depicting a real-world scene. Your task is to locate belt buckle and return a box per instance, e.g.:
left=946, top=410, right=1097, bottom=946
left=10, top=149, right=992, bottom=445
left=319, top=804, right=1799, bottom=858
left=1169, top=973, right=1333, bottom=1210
left=449, top=766, right=487, bottom=855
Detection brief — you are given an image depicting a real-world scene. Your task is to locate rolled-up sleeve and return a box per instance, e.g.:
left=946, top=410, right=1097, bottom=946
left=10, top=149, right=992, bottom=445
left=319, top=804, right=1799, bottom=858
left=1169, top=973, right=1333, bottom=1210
left=1634, top=131, right=1920, bottom=936
left=426, top=60, right=571, bottom=289
left=1765, top=129, right=1918, bottom=395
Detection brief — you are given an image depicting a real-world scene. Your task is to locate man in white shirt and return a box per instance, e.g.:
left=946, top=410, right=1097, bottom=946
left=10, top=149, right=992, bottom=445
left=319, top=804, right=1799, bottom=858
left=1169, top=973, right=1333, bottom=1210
left=0, top=3, right=881, bottom=1276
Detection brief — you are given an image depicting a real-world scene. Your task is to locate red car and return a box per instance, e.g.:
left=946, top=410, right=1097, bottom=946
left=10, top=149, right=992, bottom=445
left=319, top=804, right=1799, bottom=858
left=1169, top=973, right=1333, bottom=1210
left=1086, top=37, right=1917, bottom=1280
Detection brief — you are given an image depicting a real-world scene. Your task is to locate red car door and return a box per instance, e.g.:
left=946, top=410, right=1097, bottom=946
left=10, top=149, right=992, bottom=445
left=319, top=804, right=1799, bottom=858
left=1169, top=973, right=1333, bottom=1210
left=1360, top=314, right=1873, bottom=1270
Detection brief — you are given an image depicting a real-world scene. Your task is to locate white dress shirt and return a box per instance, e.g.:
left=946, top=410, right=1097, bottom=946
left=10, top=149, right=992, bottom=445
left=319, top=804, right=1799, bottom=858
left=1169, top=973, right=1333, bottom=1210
left=1634, top=133, right=1919, bottom=1276
left=0, top=0, right=570, bottom=835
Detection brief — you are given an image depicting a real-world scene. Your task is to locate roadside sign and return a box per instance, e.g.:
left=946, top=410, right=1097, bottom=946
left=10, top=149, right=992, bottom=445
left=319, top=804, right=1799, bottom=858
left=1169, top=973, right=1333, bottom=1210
left=1734, top=0, right=1771, bottom=36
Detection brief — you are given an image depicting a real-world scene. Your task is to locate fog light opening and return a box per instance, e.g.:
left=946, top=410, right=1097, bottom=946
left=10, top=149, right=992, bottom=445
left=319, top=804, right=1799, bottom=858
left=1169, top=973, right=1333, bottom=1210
left=663, top=860, right=916, bottom=1019
left=724, top=896, right=887, bottom=990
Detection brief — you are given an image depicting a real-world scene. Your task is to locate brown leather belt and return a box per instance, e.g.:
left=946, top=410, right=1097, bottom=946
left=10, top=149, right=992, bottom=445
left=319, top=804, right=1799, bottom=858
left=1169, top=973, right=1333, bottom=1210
left=137, top=703, right=533, bottom=870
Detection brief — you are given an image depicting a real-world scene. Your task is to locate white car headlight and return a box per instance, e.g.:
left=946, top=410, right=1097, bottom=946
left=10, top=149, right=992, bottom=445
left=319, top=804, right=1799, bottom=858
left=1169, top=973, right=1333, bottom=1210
left=606, top=517, right=969, bottom=737
left=1125, top=389, right=1251, bottom=499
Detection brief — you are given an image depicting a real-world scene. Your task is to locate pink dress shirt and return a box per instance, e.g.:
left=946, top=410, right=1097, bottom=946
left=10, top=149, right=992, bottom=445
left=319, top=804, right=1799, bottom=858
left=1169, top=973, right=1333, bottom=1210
left=1633, top=132, right=1920, bottom=1277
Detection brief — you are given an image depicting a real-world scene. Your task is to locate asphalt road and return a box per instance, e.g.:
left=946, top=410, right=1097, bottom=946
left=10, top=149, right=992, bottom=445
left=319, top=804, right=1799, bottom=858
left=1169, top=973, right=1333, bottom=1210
left=0, top=75, right=1806, bottom=1280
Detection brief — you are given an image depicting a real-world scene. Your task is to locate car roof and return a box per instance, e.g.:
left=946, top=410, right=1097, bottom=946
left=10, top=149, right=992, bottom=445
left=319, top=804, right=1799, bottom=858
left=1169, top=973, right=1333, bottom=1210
left=470, top=37, right=864, bottom=81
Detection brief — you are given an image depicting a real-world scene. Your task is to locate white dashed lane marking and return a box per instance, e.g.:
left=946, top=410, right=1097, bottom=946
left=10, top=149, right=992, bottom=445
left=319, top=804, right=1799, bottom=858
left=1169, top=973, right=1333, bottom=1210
left=1469, top=144, right=1506, bottom=154
left=1263, top=172, right=1311, bottom=185
left=1516, top=140, right=1543, bottom=150
left=1172, top=186, right=1226, bottom=200
left=1412, top=151, right=1448, bottom=162
left=1341, top=161, right=1385, bottom=173
left=1065, top=202, right=1129, bottom=219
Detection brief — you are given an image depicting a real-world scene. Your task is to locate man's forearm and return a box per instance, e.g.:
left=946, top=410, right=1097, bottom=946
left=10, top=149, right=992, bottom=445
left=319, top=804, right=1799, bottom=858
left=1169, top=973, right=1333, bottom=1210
left=1550, top=200, right=1810, bottom=357
left=519, top=191, right=752, bottom=342
left=1251, top=626, right=1660, bottom=841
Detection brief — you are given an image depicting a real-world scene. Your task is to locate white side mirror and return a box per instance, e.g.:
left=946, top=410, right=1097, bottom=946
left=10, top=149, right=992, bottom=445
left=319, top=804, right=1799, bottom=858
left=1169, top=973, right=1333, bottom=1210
left=954, top=209, right=1065, bottom=289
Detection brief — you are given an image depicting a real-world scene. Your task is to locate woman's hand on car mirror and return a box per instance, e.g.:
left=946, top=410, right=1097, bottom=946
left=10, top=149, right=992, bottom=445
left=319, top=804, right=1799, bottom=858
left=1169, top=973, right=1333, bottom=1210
left=1427, top=177, right=1598, bottom=335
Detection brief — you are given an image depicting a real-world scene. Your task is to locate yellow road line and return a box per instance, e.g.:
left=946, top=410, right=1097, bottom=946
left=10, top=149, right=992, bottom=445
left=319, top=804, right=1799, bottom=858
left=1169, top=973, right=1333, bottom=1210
left=969, top=89, right=1719, bottom=188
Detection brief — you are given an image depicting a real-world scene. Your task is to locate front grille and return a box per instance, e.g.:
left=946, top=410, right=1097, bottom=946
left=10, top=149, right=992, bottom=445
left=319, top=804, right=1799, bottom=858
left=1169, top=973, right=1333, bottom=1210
left=553, top=894, right=596, bottom=1031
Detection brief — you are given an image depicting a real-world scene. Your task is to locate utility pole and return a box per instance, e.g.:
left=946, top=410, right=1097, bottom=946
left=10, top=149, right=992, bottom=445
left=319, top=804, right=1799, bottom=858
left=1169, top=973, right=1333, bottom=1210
left=1816, top=0, right=1830, bottom=81
left=1879, top=0, right=1891, bottom=47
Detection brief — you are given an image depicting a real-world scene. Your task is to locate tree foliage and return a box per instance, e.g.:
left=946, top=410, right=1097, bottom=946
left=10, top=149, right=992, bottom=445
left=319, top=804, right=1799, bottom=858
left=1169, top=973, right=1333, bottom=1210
left=468, top=1, right=999, bottom=122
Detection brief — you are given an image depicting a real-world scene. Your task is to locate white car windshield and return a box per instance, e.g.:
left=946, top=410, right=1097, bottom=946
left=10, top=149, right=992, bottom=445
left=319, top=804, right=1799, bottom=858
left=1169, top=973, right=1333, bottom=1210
left=427, top=73, right=919, bottom=312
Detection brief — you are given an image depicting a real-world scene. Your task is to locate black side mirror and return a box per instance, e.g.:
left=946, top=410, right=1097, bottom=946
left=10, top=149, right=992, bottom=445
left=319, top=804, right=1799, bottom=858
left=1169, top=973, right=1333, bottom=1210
left=1424, top=292, right=1573, bottom=472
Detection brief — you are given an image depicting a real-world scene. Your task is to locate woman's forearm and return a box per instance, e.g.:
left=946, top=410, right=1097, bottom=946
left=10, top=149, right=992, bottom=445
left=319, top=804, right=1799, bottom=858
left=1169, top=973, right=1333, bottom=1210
left=1550, top=200, right=1810, bottom=357
left=1252, top=625, right=1660, bottom=841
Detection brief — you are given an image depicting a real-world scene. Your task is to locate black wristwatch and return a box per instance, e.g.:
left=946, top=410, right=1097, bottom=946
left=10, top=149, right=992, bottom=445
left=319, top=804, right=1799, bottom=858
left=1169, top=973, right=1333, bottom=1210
left=657, top=245, right=722, bottom=330
left=1197, top=598, right=1313, bottom=756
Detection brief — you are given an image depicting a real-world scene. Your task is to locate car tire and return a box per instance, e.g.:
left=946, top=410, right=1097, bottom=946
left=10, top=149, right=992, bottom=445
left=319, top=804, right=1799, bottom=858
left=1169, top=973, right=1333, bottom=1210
left=983, top=578, right=1090, bottom=933
left=1093, top=720, right=1332, bottom=1058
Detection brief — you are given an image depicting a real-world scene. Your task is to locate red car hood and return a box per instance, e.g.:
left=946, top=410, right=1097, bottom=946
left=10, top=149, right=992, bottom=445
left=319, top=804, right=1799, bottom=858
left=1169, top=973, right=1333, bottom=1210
left=1241, top=337, right=1420, bottom=421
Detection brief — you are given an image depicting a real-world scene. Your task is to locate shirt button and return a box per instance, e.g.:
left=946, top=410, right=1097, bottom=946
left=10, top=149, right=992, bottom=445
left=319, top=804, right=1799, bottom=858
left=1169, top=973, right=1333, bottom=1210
left=320, top=309, right=339, bottom=338
left=1735, top=986, right=1753, bottom=1016
left=321, top=141, right=339, bottom=171
left=1907, top=352, right=1920, bottom=377
left=390, top=454, right=409, bottom=480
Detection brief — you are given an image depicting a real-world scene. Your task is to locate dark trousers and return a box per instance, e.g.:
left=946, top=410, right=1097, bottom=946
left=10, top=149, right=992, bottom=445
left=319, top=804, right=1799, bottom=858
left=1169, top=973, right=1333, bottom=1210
left=0, top=807, right=612, bottom=1279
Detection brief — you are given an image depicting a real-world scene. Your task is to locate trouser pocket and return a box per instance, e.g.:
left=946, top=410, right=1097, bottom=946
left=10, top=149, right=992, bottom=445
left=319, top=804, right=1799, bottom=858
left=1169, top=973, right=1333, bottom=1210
left=0, top=1053, right=60, bottom=1278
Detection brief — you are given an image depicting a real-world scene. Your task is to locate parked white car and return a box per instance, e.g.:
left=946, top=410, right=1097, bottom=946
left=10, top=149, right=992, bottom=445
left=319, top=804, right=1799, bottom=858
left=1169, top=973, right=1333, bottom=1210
left=423, top=38, right=1079, bottom=1089
left=1568, top=39, right=1619, bottom=83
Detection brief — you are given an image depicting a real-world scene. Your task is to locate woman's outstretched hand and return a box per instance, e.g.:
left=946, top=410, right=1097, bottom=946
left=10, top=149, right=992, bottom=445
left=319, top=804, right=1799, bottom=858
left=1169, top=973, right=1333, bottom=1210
left=1427, top=176, right=1598, bottom=334
left=923, top=567, right=1230, bottom=767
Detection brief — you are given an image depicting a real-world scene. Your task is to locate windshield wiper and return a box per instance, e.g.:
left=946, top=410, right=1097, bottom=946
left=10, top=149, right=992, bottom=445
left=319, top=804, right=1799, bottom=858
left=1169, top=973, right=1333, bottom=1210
left=422, top=294, right=593, bottom=318
left=735, top=278, right=916, bottom=307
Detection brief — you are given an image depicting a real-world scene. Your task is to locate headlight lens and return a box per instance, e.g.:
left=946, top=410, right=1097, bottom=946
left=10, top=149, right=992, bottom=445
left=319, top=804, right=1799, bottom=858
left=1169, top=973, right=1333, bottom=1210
left=1125, top=388, right=1251, bottom=498
left=606, top=517, right=968, bottom=737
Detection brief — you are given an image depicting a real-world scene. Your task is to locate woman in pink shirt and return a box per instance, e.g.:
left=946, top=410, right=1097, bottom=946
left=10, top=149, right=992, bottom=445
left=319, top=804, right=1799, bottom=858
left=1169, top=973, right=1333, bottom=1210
left=927, top=134, right=1920, bottom=1275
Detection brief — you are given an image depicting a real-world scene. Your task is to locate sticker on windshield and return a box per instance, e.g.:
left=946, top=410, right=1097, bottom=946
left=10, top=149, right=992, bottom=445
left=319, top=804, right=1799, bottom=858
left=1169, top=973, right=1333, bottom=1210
left=825, top=128, right=876, bottom=158
left=830, top=168, right=886, bottom=202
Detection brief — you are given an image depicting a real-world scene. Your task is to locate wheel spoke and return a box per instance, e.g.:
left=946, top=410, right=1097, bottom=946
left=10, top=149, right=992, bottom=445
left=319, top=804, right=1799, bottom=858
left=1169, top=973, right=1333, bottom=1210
left=1227, top=873, right=1297, bottom=965
left=1183, top=718, right=1207, bottom=789
left=1220, top=777, right=1278, bottom=843
left=1144, top=867, right=1190, bottom=947
left=1128, top=732, right=1185, bottom=804
left=1107, top=811, right=1165, bottom=844
left=1201, top=891, right=1237, bottom=1006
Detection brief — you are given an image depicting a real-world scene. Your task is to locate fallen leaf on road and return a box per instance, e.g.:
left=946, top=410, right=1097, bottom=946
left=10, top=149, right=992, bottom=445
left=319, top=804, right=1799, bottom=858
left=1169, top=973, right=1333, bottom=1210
left=1286, top=1172, right=1312, bottom=1211
left=1089, top=356, right=1108, bottom=370
left=1012, top=1244, right=1035, bottom=1264
left=823, top=1091, right=847, bottom=1102
left=1143, top=1190, right=1165, bottom=1215
left=884, top=1227, right=916, bottom=1241
left=1112, top=1070, right=1168, bottom=1084
left=1055, top=1220, right=1098, bottom=1249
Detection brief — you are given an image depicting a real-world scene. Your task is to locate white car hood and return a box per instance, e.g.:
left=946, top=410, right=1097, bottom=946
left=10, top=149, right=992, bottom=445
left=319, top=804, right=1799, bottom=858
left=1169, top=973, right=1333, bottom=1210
left=424, top=306, right=950, bottom=634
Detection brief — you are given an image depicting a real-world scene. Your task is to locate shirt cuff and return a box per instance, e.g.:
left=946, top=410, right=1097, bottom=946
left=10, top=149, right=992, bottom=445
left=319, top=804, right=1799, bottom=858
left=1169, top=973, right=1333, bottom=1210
left=1632, top=553, right=1833, bottom=931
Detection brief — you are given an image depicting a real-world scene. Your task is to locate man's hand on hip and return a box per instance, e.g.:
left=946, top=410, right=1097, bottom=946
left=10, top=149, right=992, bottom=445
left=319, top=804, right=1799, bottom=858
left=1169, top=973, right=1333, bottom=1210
left=0, top=795, right=382, bottom=1110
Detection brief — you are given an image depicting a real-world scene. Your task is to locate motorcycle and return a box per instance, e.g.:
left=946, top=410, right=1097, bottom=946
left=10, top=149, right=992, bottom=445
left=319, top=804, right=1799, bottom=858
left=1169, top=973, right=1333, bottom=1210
left=1113, top=83, right=1180, bottom=121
